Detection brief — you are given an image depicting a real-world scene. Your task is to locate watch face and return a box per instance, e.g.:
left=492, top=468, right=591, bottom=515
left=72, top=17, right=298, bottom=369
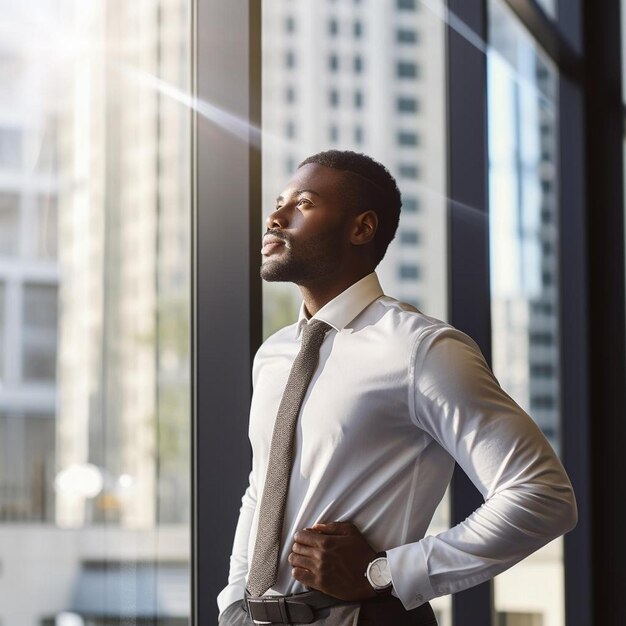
left=368, top=557, right=392, bottom=588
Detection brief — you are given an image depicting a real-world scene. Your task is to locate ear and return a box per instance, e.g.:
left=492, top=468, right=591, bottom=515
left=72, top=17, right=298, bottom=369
left=350, top=210, right=378, bottom=246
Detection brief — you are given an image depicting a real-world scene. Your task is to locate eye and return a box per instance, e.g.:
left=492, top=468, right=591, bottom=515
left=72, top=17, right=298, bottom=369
left=297, top=197, right=313, bottom=207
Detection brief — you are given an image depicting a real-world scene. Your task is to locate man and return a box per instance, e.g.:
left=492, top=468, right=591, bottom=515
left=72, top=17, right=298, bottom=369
left=217, top=150, right=577, bottom=625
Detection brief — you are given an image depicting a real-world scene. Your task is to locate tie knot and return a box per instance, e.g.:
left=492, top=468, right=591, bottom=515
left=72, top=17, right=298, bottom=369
left=302, top=318, right=332, bottom=343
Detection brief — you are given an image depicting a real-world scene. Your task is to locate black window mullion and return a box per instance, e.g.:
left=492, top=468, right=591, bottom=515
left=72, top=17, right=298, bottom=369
left=193, top=1, right=262, bottom=624
left=446, top=1, right=494, bottom=625
left=558, top=72, right=593, bottom=626
left=581, top=1, right=626, bottom=624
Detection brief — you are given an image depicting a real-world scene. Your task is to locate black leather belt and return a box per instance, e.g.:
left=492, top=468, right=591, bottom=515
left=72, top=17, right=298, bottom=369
left=243, top=588, right=353, bottom=624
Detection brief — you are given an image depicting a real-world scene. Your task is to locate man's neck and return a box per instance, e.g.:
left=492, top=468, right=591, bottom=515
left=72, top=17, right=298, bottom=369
left=299, top=269, right=373, bottom=317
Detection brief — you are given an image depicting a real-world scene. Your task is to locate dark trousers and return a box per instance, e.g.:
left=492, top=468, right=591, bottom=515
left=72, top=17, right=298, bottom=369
left=218, top=594, right=438, bottom=626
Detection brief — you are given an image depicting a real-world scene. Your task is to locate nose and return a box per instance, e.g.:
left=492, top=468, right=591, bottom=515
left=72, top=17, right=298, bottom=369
left=265, top=205, right=289, bottom=231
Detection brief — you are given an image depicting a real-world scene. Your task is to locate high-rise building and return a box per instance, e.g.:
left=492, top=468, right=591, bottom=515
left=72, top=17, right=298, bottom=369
left=0, top=0, right=191, bottom=623
left=0, top=0, right=60, bottom=526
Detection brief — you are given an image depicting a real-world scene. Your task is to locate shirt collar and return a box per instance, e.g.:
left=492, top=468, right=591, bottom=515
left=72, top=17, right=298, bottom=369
left=295, top=272, right=385, bottom=339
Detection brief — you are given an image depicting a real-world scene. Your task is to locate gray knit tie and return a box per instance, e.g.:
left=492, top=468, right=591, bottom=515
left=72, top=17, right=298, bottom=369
left=247, top=318, right=331, bottom=597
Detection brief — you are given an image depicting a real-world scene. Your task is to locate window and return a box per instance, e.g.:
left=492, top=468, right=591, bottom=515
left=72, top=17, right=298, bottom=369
left=529, top=332, right=555, bottom=346
left=397, top=96, right=419, bottom=112
left=530, top=363, right=555, bottom=377
left=36, top=120, right=58, bottom=175
left=530, top=395, right=556, bottom=410
left=0, top=128, right=21, bottom=168
left=397, top=61, right=419, bottom=79
left=399, top=264, right=421, bottom=280
left=22, top=284, right=58, bottom=383
left=36, top=196, right=58, bottom=260
left=329, top=125, right=339, bottom=142
left=399, top=163, right=419, bottom=179
left=0, top=2, right=192, bottom=623
left=354, top=90, right=364, bottom=108
left=531, top=301, right=554, bottom=315
left=285, top=16, right=295, bottom=33
left=329, top=53, right=339, bottom=71
left=285, top=120, right=296, bottom=138
left=400, top=230, right=420, bottom=244
left=285, top=50, right=296, bottom=68
left=354, top=55, right=363, bottom=73
left=397, top=0, right=417, bottom=9
left=329, top=89, right=339, bottom=107
left=285, top=85, right=295, bottom=103
left=328, top=18, right=338, bottom=36
left=488, top=3, right=564, bottom=617
left=397, top=29, right=419, bottom=44
left=354, top=126, right=364, bottom=144
left=402, top=196, right=420, bottom=213
left=0, top=283, right=4, bottom=380
left=0, top=194, right=19, bottom=257
left=353, top=21, right=363, bottom=38
left=398, top=131, right=420, bottom=146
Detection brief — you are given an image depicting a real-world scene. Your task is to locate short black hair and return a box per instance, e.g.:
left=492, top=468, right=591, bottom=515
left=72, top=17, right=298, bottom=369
left=298, top=149, right=401, bottom=266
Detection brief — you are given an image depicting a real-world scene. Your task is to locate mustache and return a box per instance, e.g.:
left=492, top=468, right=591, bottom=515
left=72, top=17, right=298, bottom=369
left=263, top=229, right=291, bottom=245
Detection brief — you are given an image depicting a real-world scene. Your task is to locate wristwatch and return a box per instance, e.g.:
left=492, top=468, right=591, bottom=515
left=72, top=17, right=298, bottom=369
left=365, top=551, right=393, bottom=593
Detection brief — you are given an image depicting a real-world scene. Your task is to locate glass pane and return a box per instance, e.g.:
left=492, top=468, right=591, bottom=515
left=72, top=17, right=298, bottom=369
left=488, top=1, right=564, bottom=625
left=0, top=126, right=22, bottom=168
left=0, top=413, right=55, bottom=521
left=0, top=282, right=4, bottom=380
left=22, top=284, right=58, bottom=383
left=36, top=195, right=58, bottom=260
left=0, top=0, right=192, bottom=624
left=261, top=1, right=450, bottom=624
left=0, top=193, right=19, bottom=257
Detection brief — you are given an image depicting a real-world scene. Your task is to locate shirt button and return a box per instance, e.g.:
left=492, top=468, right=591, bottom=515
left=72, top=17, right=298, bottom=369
left=415, top=594, right=423, bottom=603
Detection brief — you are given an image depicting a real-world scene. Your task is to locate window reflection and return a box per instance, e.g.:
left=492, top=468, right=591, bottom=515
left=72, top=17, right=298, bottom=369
left=0, top=0, right=191, bottom=623
left=488, top=1, right=564, bottom=624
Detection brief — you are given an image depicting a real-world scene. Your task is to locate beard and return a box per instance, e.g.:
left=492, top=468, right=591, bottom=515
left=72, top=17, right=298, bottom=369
left=260, top=229, right=345, bottom=285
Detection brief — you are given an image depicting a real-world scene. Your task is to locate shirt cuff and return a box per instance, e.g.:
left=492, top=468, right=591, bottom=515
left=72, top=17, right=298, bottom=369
left=386, top=541, right=437, bottom=610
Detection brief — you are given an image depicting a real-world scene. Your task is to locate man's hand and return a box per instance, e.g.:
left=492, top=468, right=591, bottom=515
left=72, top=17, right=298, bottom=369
left=288, top=521, right=379, bottom=601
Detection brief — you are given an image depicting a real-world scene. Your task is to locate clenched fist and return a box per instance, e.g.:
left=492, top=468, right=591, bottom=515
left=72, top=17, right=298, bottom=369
left=288, top=521, right=380, bottom=601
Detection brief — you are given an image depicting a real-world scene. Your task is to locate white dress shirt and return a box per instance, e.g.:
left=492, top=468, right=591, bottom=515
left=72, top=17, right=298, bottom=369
left=217, top=272, right=577, bottom=615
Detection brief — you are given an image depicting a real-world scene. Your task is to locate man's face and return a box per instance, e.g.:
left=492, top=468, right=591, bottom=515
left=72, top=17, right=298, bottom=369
left=260, top=163, right=355, bottom=285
